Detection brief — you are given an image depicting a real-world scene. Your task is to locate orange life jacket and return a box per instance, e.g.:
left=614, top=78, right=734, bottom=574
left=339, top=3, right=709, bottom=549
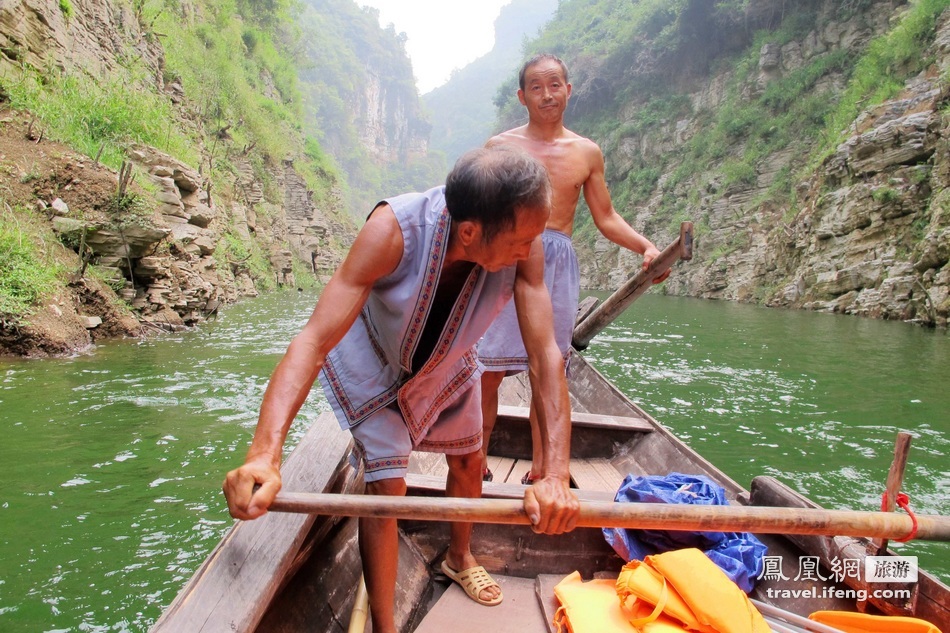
left=552, top=547, right=770, bottom=633
left=809, top=610, right=942, bottom=633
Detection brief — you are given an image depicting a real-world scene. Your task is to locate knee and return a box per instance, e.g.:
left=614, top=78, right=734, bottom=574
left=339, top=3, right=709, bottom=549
left=446, top=450, right=481, bottom=473
left=481, top=371, right=504, bottom=392
left=366, top=477, right=407, bottom=497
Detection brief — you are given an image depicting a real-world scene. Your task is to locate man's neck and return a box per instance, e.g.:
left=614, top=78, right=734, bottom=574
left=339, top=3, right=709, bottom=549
left=526, top=119, right=565, bottom=143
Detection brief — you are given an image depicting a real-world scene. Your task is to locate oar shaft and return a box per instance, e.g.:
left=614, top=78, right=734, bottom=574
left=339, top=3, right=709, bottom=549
left=268, top=492, right=950, bottom=542
left=572, top=221, right=693, bottom=349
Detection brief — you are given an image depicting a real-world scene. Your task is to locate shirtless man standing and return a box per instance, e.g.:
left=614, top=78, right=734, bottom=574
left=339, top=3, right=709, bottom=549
left=478, top=53, right=669, bottom=483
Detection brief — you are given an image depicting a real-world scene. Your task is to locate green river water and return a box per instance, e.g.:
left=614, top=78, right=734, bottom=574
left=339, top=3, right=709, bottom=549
left=0, top=290, right=947, bottom=632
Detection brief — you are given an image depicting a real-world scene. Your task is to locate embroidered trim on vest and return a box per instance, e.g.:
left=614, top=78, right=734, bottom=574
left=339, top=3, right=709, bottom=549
left=400, top=208, right=450, bottom=370
left=400, top=349, right=480, bottom=443
left=322, top=356, right=400, bottom=426
left=416, top=263, right=480, bottom=376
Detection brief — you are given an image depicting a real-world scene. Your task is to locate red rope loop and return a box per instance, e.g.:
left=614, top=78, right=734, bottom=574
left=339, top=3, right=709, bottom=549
left=881, top=491, right=919, bottom=542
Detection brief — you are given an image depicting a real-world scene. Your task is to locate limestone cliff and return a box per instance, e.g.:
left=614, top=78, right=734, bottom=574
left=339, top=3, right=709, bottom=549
left=566, top=0, right=950, bottom=327
left=0, top=0, right=353, bottom=355
left=0, top=0, right=163, bottom=81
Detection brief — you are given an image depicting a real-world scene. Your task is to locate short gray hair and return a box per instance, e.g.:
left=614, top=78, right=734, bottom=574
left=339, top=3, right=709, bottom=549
left=445, top=146, right=551, bottom=243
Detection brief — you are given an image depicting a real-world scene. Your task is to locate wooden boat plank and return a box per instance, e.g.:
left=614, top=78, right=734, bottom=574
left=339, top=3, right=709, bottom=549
left=496, top=404, right=653, bottom=433
left=256, top=518, right=432, bottom=633
left=751, top=475, right=950, bottom=628
left=150, top=414, right=354, bottom=633
left=536, top=575, right=563, bottom=633
left=408, top=451, right=450, bottom=479
left=486, top=455, right=516, bottom=483
left=406, top=472, right=614, bottom=503
left=510, top=458, right=534, bottom=484
left=415, top=575, right=548, bottom=633
left=570, top=457, right=627, bottom=493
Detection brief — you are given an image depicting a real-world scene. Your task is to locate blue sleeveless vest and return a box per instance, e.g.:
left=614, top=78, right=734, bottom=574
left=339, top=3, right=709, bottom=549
left=318, top=186, right=517, bottom=444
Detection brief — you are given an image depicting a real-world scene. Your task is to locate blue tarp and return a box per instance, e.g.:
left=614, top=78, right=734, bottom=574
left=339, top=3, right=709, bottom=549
left=602, top=472, right=767, bottom=593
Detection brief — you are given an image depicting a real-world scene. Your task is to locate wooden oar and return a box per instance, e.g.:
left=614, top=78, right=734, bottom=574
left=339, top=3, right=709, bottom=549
left=572, top=221, right=693, bottom=350
left=267, top=492, right=950, bottom=542
left=347, top=574, right=369, bottom=633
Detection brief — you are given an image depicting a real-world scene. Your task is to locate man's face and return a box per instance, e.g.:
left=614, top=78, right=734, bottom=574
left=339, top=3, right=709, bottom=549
left=473, top=207, right=548, bottom=272
left=518, top=59, right=571, bottom=121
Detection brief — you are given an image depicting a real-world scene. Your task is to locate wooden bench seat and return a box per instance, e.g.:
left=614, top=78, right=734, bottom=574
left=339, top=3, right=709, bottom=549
left=497, top=405, right=654, bottom=433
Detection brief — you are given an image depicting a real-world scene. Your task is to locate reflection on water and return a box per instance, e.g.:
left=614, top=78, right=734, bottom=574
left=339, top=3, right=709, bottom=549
left=0, top=290, right=946, bottom=631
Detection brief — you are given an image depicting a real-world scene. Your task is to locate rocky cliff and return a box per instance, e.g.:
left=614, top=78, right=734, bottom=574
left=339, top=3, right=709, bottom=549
left=0, top=0, right=353, bottom=356
left=570, top=1, right=950, bottom=327
left=0, top=0, right=163, bottom=81
left=357, top=67, right=429, bottom=161
left=423, top=0, right=558, bottom=164
left=296, top=0, right=435, bottom=210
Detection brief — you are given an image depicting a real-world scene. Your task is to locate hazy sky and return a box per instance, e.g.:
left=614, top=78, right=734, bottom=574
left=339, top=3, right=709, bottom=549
left=357, top=0, right=512, bottom=94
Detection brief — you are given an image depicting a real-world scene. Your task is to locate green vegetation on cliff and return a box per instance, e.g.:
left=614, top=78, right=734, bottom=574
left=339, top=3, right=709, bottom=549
left=0, top=206, right=64, bottom=324
left=496, top=0, right=949, bottom=268
left=297, top=0, right=444, bottom=213
left=0, top=0, right=349, bottom=330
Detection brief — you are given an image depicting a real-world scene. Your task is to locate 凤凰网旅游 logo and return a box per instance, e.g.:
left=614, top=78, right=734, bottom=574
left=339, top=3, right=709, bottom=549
left=866, top=556, right=918, bottom=583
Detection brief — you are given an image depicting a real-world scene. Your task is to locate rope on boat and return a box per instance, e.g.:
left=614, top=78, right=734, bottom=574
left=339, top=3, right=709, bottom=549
left=882, top=491, right=919, bottom=542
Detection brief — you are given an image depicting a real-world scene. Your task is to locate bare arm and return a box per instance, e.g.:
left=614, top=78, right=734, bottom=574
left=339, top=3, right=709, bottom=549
left=223, top=205, right=404, bottom=519
left=583, top=145, right=667, bottom=279
left=513, top=238, right=580, bottom=534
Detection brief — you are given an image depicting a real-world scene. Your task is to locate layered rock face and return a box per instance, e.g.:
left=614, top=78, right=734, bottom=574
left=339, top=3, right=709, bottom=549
left=582, top=1, right=950, bottom=327
left=358, top=69, right=429, bottom=161
left=1, top=0, right=352, bottom=352
left=0, top=0, right=163, bottom=81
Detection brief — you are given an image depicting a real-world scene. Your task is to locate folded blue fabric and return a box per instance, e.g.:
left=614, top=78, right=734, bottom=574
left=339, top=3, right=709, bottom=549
left=602, top=472, right=767, bottom=593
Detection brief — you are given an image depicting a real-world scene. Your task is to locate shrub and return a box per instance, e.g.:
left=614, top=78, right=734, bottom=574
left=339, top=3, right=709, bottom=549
left=0, top=206, right=65, bottom=320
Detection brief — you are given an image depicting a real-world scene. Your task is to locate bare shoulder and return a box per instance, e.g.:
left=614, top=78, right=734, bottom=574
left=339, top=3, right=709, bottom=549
left=351, top=204, right=403, bottom=276
left=565, top=130, right=604, bottom=160
left=486, top=126, right=530, bottom=148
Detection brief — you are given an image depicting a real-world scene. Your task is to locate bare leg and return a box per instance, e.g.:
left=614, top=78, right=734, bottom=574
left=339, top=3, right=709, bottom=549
left=480, top=371, right=505, bottom=476
left=360, top=477, right=407, bottom=633
left=444, top=450, right=502, bottom=603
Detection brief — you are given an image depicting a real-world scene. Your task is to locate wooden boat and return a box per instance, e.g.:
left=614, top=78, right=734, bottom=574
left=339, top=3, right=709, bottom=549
left=150, top=348, right=950, bottom=632
left=151, top=227, right=949, bottom=632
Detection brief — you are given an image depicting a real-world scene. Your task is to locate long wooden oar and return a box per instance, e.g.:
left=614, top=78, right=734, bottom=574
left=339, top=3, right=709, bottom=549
left=347, top=574, right=369, bottom=633
left=572, top=221, right=693, bottom=350
left=267, top=492, right=950, bottom=542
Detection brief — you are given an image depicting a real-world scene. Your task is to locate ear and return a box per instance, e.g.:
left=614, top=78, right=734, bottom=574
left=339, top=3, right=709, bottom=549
left=456, top=220, right=481, bottom=247
left=566, top=82, right=572, bottom=99
left=517, top=88, right=527, bottom=106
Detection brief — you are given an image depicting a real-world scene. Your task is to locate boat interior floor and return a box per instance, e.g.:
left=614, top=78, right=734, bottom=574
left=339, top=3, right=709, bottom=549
left=408, top=451, right=629, bottom=497
left=414, top=572, right=568, bottom=633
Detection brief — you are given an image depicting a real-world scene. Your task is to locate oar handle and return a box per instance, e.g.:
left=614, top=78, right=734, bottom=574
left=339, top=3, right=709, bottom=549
left=268, top=492, right=950, bottom=542
left=572, top=221, right=693, bottom=350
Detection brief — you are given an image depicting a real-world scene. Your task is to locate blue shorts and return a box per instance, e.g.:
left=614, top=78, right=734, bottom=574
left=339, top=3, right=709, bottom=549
left=349, top=379, right=483, bottom=482
left=477, top=229, right=580, bottom=374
